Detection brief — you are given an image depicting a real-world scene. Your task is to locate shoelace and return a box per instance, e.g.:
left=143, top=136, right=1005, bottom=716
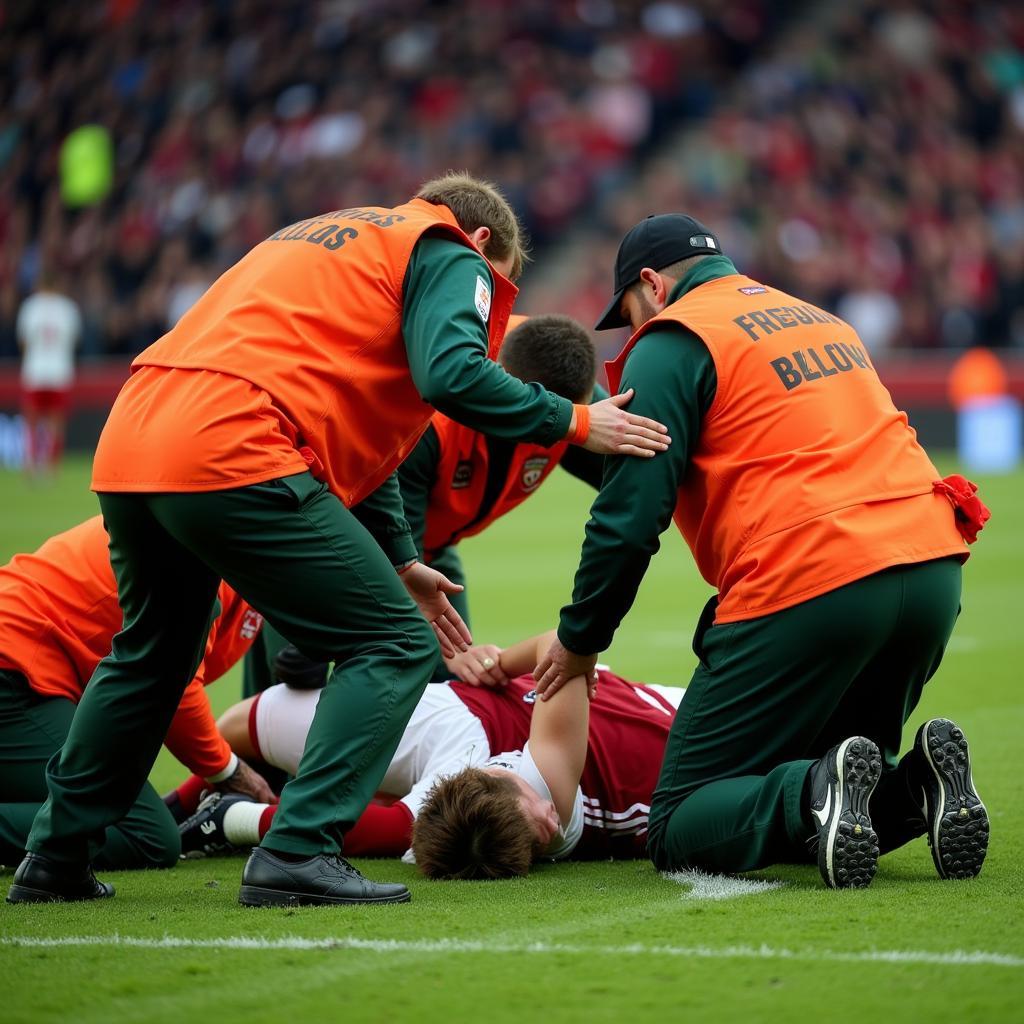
left=325, top=853, right=363, bottom=878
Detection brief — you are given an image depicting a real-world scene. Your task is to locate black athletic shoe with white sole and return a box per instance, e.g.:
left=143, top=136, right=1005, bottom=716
left=914, top=718, right=989, bottom=880
left=179, top=792, right=251, bottom=858
left=239, top=847, right=411, bottom=907
left=808, top=736, right=882, bottom=889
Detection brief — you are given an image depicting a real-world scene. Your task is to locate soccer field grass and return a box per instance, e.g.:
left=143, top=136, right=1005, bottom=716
left=1, top=456, right=1022, bottom=1023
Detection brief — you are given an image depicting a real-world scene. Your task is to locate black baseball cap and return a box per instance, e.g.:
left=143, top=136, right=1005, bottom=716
left=595, top=214, right=721, bottom=331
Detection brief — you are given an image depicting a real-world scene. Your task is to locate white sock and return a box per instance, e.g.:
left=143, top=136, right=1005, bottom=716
left=223, top=801, right=270, bottom=845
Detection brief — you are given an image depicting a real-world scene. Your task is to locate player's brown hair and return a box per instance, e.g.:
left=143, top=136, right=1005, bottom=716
left=416, top=171, right=528, bottom=281
left=412, top=768, right=535, bottom=880
left=499, top=314, right=596, bottom=403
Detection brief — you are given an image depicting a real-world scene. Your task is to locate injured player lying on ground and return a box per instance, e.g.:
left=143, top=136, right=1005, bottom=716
left=168, top=632, right=683, bottom=878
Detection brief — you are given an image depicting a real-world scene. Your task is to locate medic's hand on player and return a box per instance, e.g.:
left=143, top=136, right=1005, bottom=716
left=444, top=643, right=508, bottom=688
left=534, top=636, right=600, bottom=702
left=216, top=758, right=277, bottom=804
left=400, top=561, right=473, bottom=658
left=580, top=389, right=671, bottom=458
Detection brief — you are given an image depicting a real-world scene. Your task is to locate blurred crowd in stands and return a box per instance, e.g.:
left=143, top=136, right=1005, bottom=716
left=1, top=0, right=1022, bottom=365
left=0, top=0, right=774, bottom=360
left=538, top=0, right=1024, bottom=353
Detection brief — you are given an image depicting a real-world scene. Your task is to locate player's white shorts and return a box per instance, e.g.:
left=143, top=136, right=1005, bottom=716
left=251, top=684, right=321, bottom=776
left=252, top=678, right=685, bottom=782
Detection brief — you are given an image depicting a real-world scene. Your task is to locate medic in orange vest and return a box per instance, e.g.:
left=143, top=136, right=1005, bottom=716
left=0, top=516, right=271, bottom=869
left=535, top=213, right=990, bottom=892
left=398, top=314, right=606, bottom=684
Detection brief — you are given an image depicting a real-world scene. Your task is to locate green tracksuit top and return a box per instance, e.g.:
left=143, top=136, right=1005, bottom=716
left=351, top=236, right=574, bottom=566
left=557, top=255, right=734, bottom=653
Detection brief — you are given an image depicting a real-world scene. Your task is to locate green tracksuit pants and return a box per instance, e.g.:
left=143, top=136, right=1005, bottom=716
left=241, top=544, right=468, bottom=695
left=647, top=557, right=963, bottom=874
left=27, top=471, right=437, bottom=864
left=0, top=671, right=179, bottom=869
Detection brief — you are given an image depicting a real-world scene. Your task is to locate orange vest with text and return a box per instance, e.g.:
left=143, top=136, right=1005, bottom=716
left=422, top=315, right=569, bottom=554
left=117, top=199, right=516, bottom=506
left=606, top=274, right=967, bottom=623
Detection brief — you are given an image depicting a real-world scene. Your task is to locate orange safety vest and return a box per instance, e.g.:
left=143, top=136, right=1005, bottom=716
left=95, top=199, right=516, bottom=506
left=606, top=274, right=967, bottom=623
left=422, top=315, right=569, bottom=554
left=0, top=517, right=262, bottom=775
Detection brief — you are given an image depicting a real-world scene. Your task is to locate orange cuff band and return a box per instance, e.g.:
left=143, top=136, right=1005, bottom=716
left=568, top=404, right=591, bottom=445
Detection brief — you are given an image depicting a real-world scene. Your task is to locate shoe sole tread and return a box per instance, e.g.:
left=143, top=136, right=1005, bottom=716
left=820, top=737, right=881, bottom=889
left=920, top=718, right=989, bottom=880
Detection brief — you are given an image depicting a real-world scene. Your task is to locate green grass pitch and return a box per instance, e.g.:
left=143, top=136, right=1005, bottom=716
left=1, top=455, right=1022, bottom=1024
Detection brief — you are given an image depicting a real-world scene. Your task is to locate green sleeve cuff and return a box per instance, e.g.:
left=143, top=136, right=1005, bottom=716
left=384, top=533, right=419, bottom=568
left=350, top=471, right=417, bottom=566
left=396, top=425, right=440, bottom=559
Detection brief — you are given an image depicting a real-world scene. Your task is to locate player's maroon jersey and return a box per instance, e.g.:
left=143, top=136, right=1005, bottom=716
left=449, top=670, right=677, bottom=858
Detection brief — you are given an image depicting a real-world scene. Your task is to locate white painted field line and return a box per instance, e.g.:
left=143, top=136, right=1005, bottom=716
left=663, top=869, right=785, bottom=901
left=2, top=935, right=1021, bottom=968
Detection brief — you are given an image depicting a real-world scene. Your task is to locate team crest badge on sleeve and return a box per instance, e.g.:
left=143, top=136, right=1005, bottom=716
left=240, top=609, right=264, bottom=640
left=474, top=275, right=491, bottom=322
left=521, top=456, right=550, bottom=492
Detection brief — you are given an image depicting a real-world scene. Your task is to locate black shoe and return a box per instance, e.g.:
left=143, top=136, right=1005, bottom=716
left=239, top=847, right=411, bottom=907
left=6, top=853, right=115, bottom=904
left=808, top=736, right=882, bottom=889
left=179, top=793, right=251, bottom=858
left=913, top=718, right=989, bottom=880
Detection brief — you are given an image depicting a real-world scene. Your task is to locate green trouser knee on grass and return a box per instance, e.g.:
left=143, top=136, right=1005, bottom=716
left=428, top=546, right=468, bottom=682
left=27, top=471, right=437, bottom=864
left=0, top=670, right=179, bottom=869
left=646, top=558, right=962, bottom=874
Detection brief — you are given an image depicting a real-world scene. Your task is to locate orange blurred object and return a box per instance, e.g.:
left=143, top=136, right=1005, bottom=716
left=948, top=348, right=1009, bottom=410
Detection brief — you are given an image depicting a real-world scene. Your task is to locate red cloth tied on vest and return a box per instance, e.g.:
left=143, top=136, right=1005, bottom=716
left=932, top=474, right=991, bottom=544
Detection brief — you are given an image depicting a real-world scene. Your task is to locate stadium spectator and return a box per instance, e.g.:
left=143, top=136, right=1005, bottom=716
left=0, top=0, right=777, bottom=360
left=528, top=0, right=1024, bottom=355
left=10, top=2, right=1018, bottom=364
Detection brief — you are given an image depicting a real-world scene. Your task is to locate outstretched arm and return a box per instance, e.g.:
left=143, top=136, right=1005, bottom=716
left=536, top=329, right=716, bottom=699
left=506, top=632, right=589, bottom=826
left=497, top=631, right=558, bottom=678
left=402, top=237, right=670, bottom=457
left=527, top=665, right=589, bottom=826
left=442, top=628, right=557, bottom=689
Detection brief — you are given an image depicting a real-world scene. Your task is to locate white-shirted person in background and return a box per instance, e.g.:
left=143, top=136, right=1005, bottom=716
left=17, top=273, right=81, bottom=476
